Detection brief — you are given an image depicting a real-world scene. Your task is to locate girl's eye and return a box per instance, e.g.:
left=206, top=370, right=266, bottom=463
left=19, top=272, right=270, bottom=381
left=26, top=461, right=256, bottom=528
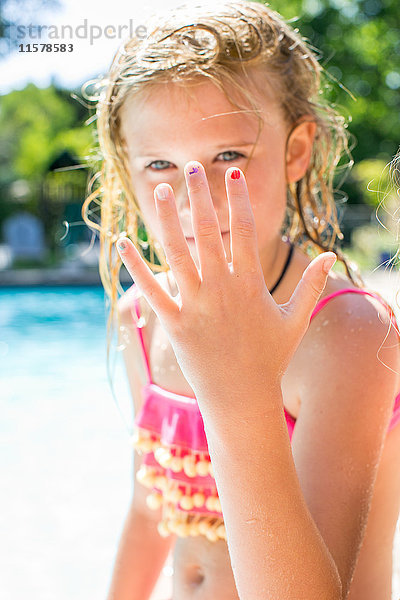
left=145, top=160, right=173, bottom=171
left=216, top=151, right=245, bottom=162
left=144, top=151, right=244, bottom=171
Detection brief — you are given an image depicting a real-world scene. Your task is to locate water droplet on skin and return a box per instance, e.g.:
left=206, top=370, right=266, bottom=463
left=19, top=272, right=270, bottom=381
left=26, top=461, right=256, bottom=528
left=368, top=320, right=373, bottom=325
left=346, top=310, right=353, bottom=316
left=136, top=316, right=146, bottom=329
left=161, top=343, right=168, bottom=351
left=316, top=326, right=321, bottom=332
left=160, top=367, right=166, bottom=374
left=154, top=366, right=160, bottom=373
left=350, top=328, right=355, bottom=333
left=322, top=320, right=329, bottom=326
left=169, top=365, right=177, bottom=371
left=118, top=326, right=130, bottom=344
left=358, top=327, right=363, bottom=332
left=162, top=564, right=174, bottom=577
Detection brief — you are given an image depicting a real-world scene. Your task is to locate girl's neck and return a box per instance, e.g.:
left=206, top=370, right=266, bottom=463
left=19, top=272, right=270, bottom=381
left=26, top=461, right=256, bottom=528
left=259, top=236, right=294, bottom=297
left=166, top=235, right=301, bottom=301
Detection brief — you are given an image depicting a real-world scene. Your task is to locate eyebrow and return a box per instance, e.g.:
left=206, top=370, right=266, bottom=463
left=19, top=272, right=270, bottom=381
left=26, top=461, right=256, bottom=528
left=214, top=141, right=256, bottom=149
left=135, top=141, right=257, bottom=156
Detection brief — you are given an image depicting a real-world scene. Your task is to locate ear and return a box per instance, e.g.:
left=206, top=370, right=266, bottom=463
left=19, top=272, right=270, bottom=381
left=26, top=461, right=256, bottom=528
left=285, top=119, right=316, bottom=183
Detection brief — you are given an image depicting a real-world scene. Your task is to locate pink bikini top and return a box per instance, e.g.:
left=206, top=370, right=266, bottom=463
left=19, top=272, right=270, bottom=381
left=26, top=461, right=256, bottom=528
left=130, top=285, right=400, bottom=542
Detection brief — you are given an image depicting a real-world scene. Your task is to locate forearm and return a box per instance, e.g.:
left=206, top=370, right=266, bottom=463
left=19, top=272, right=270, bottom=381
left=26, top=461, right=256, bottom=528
left=106, top=501, right=174, bottom=600
left=200, top=385, right=342, bottom=600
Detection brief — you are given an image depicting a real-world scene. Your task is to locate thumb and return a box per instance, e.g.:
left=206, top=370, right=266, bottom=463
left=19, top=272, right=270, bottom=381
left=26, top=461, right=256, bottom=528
left=286, top=252, right=337, bottom=327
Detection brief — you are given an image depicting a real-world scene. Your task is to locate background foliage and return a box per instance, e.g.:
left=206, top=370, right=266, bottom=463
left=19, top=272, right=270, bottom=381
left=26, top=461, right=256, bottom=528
left=0, top=0, right=399, bottom=267
left=267, top=0, right=400, bottom=207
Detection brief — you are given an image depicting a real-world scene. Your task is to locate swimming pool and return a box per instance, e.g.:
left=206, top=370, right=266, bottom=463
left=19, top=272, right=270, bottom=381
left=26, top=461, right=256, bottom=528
left=1, top=279, right=399, bottom=599
left=1, top=286, right=139, bottom=600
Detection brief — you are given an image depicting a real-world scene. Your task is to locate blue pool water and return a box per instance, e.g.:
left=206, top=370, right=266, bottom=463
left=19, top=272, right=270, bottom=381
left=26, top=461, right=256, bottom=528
left=1, top=286, right=135, bottom=600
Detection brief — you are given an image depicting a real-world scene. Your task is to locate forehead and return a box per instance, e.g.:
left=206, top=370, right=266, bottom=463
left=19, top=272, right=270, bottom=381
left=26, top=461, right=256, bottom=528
left=119, top=74, right=283, bottom=148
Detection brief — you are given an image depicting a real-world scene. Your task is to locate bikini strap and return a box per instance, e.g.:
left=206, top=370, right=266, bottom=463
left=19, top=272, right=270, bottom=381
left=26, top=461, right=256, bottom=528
left=310, top=288, right=399, bottom=333
left=131, top=285, right=153, bottom=384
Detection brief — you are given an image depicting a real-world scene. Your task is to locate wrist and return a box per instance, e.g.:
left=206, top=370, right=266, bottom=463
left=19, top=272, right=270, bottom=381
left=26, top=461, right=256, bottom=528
left=194, top=372, right=283, bottom=404
left=197, top=380, right=284, bottom=444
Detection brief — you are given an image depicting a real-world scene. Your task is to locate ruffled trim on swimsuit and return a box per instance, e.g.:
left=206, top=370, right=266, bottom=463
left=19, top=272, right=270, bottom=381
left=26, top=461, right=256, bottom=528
left=132, top=454, right=226, bottom=541
left=130, top=382, right=226, bottom=541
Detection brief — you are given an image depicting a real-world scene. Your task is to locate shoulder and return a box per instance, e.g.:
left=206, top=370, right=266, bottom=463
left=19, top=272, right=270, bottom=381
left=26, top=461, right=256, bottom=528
left=308, top=278, right=399, bottom=360
left=298, top=278, right=400, bottom=426
left=116, top=273, right=170, bottom=385
left=117, top=282, right=142, bottom=320
left=117, top=271, right=170, bottom=324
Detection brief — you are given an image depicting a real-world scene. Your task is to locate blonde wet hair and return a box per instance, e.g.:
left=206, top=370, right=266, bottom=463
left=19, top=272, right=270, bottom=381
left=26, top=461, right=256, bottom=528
left=81, top=0, right=363, bottom=378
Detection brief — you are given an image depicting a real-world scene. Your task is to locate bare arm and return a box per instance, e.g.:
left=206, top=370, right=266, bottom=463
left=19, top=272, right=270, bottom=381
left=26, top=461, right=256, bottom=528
left=106, top=464, right=175, bottom=600
left=201, top=295, right=399, bottom=600
left=106, top=287, right=176, bottom=600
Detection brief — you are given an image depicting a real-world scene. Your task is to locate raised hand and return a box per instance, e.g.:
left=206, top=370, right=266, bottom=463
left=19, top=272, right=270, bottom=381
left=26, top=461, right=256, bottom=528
left=116, top=161, right=336, bottom=411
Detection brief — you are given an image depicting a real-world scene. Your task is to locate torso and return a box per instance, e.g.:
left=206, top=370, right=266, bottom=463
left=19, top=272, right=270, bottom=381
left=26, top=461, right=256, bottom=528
left=132, top=246, right=400, bottom=600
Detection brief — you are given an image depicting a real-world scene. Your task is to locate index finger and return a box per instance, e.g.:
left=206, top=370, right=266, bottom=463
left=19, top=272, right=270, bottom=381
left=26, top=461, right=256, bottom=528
left=116, top=237, right=179, bottom=323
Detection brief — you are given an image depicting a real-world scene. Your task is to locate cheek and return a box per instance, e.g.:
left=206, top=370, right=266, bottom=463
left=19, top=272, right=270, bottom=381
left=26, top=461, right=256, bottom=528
left=131, top=180, right=160, bottom=236
left=245, top=176, right=287, bottom=242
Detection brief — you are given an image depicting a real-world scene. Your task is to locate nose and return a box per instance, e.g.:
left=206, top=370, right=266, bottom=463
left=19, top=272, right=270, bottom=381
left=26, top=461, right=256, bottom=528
left=173, top=166, right=228, bottom=230
left=172, top=178, right=192, bottom=233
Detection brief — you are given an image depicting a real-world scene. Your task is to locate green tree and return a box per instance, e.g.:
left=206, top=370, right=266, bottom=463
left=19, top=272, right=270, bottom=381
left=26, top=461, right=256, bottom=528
left=265, top=0, right=400, bottom=204
left=0, top=82, right=94, bottom=183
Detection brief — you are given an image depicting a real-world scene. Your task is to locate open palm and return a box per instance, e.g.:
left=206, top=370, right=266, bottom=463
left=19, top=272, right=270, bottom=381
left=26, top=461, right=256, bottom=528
left=116, top=161, right=336, bottom=412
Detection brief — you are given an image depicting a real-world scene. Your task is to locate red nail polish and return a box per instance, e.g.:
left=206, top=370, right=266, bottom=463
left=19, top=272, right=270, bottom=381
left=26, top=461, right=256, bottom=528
left=231, top=169, right=241, bottom=180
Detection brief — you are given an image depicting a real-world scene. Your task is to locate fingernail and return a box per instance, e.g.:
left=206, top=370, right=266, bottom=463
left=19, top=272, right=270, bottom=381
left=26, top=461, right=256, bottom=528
left=117, top=239, right=128, bottom=252
left=230, top=168, right=241, bottom=180
left=155, top=184, right=170, bottom=200
left=323, top=254, right=336, bottom=274
left=185, top=161, right=202, bottom=179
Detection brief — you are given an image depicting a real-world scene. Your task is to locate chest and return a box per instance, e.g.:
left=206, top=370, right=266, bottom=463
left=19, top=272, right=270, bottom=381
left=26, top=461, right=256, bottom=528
left=146, top=314, right=303, bottom=420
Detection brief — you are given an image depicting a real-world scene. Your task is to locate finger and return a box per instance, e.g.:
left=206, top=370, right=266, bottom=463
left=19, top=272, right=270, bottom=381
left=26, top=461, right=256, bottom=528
left=184, top=161, right=229, bottom=279
left=154, top=183, right=201, bottom=301
left=285, top=252, right=337, bottom=328
left=116, top=237, right=179, bottom=322
left=225, top=167, right=264, bottom=279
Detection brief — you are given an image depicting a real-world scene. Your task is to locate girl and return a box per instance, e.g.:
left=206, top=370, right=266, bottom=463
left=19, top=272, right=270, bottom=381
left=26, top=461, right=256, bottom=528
left=82, top=1, right=400, bottom=598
